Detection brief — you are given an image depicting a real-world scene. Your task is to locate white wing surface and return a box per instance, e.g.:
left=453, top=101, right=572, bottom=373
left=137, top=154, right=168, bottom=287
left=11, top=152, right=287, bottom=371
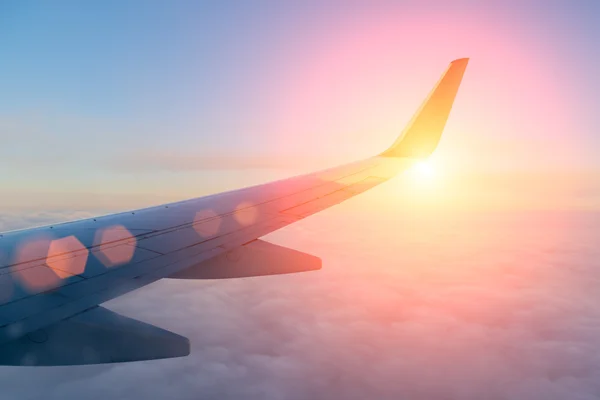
left=0, top=58, right=468, bottom=365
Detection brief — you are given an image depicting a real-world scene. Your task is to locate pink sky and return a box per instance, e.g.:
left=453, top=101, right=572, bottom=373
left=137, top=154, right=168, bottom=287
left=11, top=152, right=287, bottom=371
left=0, top=2, right=596, bottom=212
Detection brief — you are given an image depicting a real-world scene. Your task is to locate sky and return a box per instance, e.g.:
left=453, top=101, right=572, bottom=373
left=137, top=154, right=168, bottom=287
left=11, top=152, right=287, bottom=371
left=0, top=0, right=599, bottom=212
left=1, top=2, right=600, bottom=399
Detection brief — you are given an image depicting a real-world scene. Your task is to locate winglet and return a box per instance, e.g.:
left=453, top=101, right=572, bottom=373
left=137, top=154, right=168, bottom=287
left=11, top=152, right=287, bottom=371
left=381, top=58, right=469, bottom=158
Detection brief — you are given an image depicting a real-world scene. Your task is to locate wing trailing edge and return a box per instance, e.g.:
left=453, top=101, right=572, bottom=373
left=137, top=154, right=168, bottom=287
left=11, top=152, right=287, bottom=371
left=169, top=239, right=322, bottom=279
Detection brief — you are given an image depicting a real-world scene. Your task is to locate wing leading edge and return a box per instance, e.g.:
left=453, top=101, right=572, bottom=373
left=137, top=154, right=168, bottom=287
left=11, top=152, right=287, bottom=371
left=0, top=58, right=468, bottom=365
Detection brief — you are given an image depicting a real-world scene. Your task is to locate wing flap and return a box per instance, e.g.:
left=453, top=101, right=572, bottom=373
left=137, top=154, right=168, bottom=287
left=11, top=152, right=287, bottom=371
left=169, top=239, right=321, bottom=279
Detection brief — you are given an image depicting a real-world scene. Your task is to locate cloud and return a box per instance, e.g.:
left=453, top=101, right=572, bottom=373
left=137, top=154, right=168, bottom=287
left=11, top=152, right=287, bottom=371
left=0, top=210, right=95, bottom=232
left=1, top=209, right=600, bottom=399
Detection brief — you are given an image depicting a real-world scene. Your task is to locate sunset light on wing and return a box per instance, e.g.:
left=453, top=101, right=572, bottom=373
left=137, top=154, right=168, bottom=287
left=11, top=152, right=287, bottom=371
left=0, top=1, right=599, bottom=398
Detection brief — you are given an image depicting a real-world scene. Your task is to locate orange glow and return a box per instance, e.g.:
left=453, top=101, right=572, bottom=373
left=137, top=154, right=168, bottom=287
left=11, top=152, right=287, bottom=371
left=94, top=225, right=136, bottom=267
left=193, top=209, right=222, bottom=237
left=14, top=236, right=52, bottom=266
left=406, top=160, right=437, bottom=186
left=252, top=8, right=589, bottom=213
left=13, top=265, right=60, bottom=292
left=11, top=236, right=62, bottom=292
left=234, top=202, right=258, bottom=226
left=45, top=236, right=89, bottom=278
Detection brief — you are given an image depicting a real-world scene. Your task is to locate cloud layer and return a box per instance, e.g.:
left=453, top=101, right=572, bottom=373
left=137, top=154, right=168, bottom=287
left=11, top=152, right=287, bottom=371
left=0, top=208, right=599, bottom=399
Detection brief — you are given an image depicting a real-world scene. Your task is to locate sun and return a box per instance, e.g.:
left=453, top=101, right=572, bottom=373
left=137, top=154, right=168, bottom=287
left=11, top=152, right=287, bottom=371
left=409, top=160, right=436, bottom=183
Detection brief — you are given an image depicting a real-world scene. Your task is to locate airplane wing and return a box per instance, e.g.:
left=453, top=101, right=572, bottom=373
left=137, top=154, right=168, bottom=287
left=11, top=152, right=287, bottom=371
left=0, top=58, right=468, bottom=366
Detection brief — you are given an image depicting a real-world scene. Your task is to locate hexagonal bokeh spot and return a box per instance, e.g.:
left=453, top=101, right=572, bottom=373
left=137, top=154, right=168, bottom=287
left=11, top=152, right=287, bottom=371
left=14, top=236, right=52, bottom=266
left=46, top=236, right=89, bottom=278
left=13, top=236, right=61, bottom=292
left=94, top=225, right=137, bottom=268
left=234, top=202, right=258, bottom=226
left=193, top=209, right=221, bottom=238
left=13, top=265, right=60, bottom=293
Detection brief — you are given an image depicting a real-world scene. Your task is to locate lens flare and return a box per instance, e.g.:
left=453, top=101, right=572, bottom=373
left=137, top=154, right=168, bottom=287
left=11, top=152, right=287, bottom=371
left=409, top=160, right=436, bottom=183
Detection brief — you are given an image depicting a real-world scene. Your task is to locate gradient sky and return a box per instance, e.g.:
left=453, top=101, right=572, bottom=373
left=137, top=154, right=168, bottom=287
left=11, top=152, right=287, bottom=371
left=2, top=3, right=600, bottom=399
left=0, top=0, right=599, bottom=212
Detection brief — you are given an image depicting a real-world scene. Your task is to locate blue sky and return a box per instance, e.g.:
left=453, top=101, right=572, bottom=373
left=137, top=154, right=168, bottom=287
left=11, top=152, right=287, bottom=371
left=0, top=1, right=598, bottom=211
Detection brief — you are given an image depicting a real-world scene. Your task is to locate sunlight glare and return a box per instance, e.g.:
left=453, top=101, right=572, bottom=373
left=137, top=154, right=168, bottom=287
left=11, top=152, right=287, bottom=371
left=409, top=160, right=436, bottom=183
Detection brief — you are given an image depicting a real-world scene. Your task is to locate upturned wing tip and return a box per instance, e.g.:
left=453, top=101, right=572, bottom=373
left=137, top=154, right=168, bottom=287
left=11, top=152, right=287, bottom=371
left=380, top=57, right=469, bottom=159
